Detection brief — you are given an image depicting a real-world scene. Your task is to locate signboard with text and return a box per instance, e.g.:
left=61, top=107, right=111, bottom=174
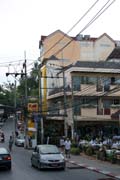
left=28, top=103, right=38, bottom=112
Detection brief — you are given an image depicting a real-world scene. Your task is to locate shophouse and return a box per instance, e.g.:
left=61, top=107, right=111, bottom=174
left=39, top=30, right=120, bottom=139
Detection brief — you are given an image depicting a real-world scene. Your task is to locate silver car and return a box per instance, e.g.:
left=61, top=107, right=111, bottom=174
left=31, top=144, right=66, bottom=170
left=15, top=134, right=25, bottom=147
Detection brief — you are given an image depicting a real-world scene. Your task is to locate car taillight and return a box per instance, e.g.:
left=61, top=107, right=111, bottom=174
left=3, top=156, right=11, bottom=160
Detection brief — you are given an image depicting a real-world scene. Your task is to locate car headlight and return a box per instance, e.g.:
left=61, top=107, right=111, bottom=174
left=40, top=156, right=48, bottom=162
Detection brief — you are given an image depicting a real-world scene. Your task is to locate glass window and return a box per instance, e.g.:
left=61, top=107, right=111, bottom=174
left=114, top=77, right=120, bottom=84
left=111, top=77, right=115, bottom=84
left=103, top=78, right=110, bottom=91
left=72, top=76, right=81, bottom=91
left=113, top=99, right=120, bottom=105
left=103, top=100, right=112, bottom=108
left=81, top=98, right=97, bottom=106
left=73, top=99, right=82, bottom=115
left=80, top=76, right=97, bottom=84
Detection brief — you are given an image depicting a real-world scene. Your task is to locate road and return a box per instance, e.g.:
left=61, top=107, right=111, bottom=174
left=0, top=118, right=111, bottom=180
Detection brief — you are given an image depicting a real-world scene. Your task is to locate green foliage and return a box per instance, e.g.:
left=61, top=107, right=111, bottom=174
left=85, top=146, right=94, bottom=156
left=107, top=150, right=116, bottom=163
left=70, top=147, right=80, bottom=155
left=71, top=141, right=78, bottom=148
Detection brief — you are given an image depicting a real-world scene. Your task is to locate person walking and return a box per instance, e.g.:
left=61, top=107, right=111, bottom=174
left=60, top=136, right=65, bottom=152
left=9, top=136, right=14, bottom=152
left=64, top=138, right=71, bottom=158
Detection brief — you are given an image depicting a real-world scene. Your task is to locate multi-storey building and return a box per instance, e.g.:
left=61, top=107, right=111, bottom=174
left=39, top=30, right=120, bottom=139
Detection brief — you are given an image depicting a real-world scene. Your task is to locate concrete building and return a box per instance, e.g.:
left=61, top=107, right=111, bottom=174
left=39, top=30, right=120, bottom=139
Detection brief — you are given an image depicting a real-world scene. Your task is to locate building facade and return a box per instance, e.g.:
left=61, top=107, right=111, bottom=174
left=39, top=30, right=119, bottom=139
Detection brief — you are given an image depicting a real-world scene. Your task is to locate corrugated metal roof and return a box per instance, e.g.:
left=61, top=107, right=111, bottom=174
left=72, top=61, right=120, bottom=69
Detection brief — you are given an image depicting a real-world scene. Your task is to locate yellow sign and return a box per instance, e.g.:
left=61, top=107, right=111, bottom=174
left=28, top=103, right=38, bottom=112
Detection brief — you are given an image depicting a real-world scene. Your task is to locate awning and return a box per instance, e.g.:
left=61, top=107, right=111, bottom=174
left=27, top=127, right=37, bottom=132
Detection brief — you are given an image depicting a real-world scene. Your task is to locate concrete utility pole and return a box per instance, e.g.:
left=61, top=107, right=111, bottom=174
left=71, top=76, right=75, bottom=140
left=6, top=73, right=26, bottom=136
left=14, top=80, right=17, bottom=135
left=23, top=52, right=28, bottom=148
left=37, top=63, right=44, bottom=145
left=63, top=68, right=68, bottom=137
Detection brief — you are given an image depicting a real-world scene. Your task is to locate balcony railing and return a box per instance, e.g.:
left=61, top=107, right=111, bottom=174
left=48, top=85, right=71, bottom=96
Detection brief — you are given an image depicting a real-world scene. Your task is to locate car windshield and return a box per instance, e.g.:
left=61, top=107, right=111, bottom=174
left=0, top=148, right=8, bottom=154
left=40, top=145, right=60, bottom=154
left=17, top=134, right=24, bottom=139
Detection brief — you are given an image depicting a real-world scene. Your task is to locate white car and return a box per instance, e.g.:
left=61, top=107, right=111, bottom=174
left=15, top=134, right=25, bottom=147
left=31, top=144, right=66, bottom=170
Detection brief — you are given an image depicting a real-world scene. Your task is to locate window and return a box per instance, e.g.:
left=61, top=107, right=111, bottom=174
left=103, top=100, right=111, bottom=108
left=113, top=99, right=120, bottom=105
left=103, top=100, right=111, bottom=115
left=103, top=78, right=110, bottom=91
left=72, top=76, right=81, bottom=91
left=111, top=77, right=115, bottom=85
left=113, top=77, right=120, bottom=84
left=80, top=76, right=97, bottom=84
left=73, top=99, right=81, bottom=115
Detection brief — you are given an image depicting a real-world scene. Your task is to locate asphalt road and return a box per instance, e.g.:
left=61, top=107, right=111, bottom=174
left=0, top=118, right=111, bottom=180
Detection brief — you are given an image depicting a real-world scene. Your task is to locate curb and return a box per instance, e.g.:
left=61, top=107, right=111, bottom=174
left=66, top=159, right=120, bottom=179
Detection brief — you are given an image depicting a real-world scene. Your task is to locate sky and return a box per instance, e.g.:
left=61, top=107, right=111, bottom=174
left=0, top=0, right=119, bottom=84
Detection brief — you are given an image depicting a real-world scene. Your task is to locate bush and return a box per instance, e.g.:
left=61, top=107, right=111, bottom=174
left=71, top=141, right=78, bottom=148
left=107, top=150, right=116, bottom=164
left=97, top=147, right=106, bottom=161
left=82, top=145, right=89, bottom=153
left=85, top=146, right=94, bottom=156
left=70, top=147, right=80, bottom=155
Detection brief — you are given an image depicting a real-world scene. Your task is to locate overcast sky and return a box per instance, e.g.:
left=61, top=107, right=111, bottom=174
left=0, top=0, right=119, bottom=84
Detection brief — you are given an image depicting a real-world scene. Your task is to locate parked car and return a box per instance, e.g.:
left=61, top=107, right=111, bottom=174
left=0, top=132, right=5, bottom=142
left=15, top=134, right=25, bottom=147
left=0, top=147, right=11, bottom=170
left=31, top=144, right=66, bottom=170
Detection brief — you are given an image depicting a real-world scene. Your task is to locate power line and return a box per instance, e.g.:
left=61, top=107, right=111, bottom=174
left=38, top=0, right=100, bottom=61
left=78, top=0, right=116, bottom=35
left=39, top=71, right=120, bottom=114
left=54, top=0, right=116, bottom=57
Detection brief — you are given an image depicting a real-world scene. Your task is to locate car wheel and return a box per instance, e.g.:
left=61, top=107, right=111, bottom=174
left=37, top=161, right=41, bottom=170
left=61, top=166, right=66, bottom=170
left=31, top=158, right=34, bottom=167
left=31, top=161, right=34, bottom=167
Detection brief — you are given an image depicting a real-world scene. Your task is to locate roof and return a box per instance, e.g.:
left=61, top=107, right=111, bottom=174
left=107, top=47, right=120, bottom=60
left=72, top=61, right=120, bottom=69
left=60, top=60, right=120, bottom=74
left=39, top=29, right=73, bottom=47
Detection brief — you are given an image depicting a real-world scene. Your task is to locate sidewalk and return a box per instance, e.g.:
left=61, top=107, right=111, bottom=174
left=66, top=153, right=120, bottom=179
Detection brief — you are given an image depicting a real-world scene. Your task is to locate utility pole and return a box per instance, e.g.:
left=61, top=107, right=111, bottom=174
left=6, top=73, right=25, bottom=136
left=23, top=52, right=28, bottom=148
left=38, top=64, right=44, bottom=144
left=71, top=76, right=75, bottom=140
left=63, top=68, right=67, bottom=137
left=48, top=63, right=68, bottom=137
left=6, top=55, right=28, bottom=148
left=14, top=80, right=17, bottom=135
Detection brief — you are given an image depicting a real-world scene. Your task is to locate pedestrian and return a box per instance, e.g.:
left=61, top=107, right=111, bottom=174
left=46, top=136, right=50, bottom=144
left=64, top=138, right=71, bottom=158
left=60, top=136, right=65, bottom=152
left=1, top=132, right=5, bottom=142
left=9, top=136, right=14, bottom=152
left=12, top=132, right=15, bottom=140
